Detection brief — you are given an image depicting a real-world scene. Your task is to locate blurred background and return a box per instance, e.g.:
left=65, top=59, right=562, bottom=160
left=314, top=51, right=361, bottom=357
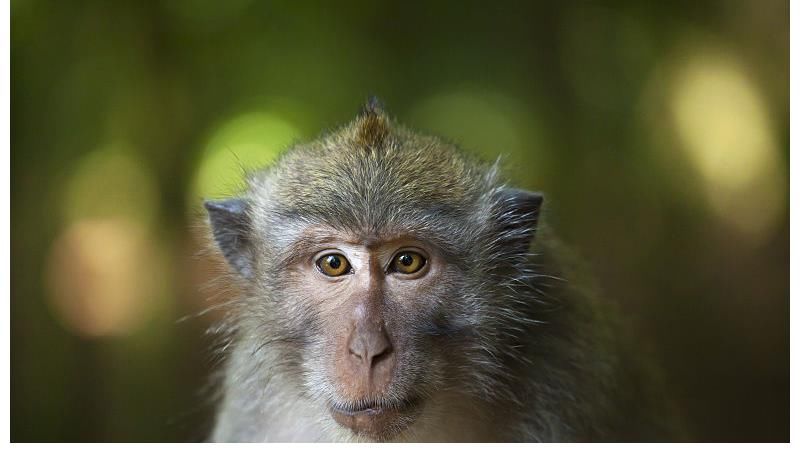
left=10, top=0, right=788, bottom=442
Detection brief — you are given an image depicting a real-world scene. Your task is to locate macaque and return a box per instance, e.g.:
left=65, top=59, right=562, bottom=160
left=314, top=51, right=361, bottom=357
left=203, top=99, right=676, bottom=442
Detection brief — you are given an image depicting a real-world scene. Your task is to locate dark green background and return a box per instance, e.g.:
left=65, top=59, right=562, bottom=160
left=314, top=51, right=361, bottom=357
left=11, top=0, right=788, bottom=441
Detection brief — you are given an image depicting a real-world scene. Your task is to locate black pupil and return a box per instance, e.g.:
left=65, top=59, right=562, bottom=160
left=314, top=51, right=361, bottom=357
left=398, top=253, right=414, bottom=267
left=327, top=255, right=341, bottom=269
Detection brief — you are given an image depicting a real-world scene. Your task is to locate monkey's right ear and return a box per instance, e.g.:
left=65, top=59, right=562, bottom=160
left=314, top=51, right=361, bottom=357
left=204, top=198, right=254, bottom=279
left=493, top=188, right=544, bottom=252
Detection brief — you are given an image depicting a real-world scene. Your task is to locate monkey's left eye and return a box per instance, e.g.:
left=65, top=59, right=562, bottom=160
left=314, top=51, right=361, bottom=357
left=316, top=253, right=352, bottom=277
left=390, top=251, right=426, bottom=274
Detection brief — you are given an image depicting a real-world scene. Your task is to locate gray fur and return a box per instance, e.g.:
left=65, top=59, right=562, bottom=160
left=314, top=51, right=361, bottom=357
left=203, top=103, right=677, bottom=442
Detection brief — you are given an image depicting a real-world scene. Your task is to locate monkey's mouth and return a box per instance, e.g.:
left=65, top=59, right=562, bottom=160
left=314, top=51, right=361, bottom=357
left=328, top=396, right=422, bottom=440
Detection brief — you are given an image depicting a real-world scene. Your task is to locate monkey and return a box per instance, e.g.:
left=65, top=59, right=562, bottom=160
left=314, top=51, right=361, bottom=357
left=202, top=98, right=679, bottom=442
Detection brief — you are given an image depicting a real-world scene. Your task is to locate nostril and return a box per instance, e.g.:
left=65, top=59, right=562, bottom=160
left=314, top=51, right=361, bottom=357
left=369, top=345, right=392, bottom=368
left=348, top=346, right=364, bottom=361
left=348, top=336, right=366, bottom=361
left=366, top=330, right=392, bottom=368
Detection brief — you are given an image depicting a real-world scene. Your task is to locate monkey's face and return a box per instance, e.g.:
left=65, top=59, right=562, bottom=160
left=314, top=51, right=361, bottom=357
left=207, top=184, right=543, bottom=441
left=204, top=108, right=544, bottom=441
left=268, top=226, right=461, bottom=441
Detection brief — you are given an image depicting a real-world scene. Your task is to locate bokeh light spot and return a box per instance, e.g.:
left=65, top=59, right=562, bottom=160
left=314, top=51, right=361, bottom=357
left=63, top=143, right=160, bottom=227
left=44, top=218, right=170, bottom=338
left=191, top=112, right=301, bottom=201
left=669, top=50, right=784, bottom=238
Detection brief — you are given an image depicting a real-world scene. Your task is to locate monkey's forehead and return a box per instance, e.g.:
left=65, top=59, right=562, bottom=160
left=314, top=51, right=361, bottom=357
left=245, top=159, right=495, bottom=257
left=256, top=197, right=485, bottom=248
left=263, top=142, right=494, bottom=206
left=267, top=223, right=453, bottom=257
left=242, top=112, right=504, bottom=241
left=250, top=158, right=493, bottom=238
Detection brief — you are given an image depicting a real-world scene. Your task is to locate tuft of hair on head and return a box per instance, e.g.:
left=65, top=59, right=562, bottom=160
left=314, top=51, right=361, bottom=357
left=359, top=95, right=385, bottom=117
left=355, top=96, right=390, bottom=149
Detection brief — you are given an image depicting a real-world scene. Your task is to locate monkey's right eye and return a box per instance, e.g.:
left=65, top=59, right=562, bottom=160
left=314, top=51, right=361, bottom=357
left=316, top=253, right=352, bottom=277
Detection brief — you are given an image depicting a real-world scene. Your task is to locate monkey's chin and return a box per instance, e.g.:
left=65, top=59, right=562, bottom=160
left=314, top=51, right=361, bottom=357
left=328, top=397, right=421, bottom=441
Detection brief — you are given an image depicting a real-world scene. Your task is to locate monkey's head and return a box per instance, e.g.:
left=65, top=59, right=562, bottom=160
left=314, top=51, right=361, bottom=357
left=205, top=100, right=543, bottom=441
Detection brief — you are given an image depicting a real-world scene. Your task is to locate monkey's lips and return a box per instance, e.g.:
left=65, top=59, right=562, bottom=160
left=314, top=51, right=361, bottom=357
left=328, top=397, right=421, bottom=440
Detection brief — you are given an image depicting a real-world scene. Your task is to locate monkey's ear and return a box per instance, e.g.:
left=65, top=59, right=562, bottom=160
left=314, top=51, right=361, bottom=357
left=204, top=198, right=254, bottom=279
left=493, top=188, right=544, bottom=252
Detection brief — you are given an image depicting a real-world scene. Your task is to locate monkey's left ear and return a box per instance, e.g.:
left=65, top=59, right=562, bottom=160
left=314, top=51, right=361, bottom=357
left=493, top=188, right=544, bottom=252
left=204, top=198, right=254, bottom=279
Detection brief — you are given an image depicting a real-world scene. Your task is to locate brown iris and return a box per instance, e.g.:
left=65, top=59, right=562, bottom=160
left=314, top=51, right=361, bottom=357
left=391, top=251, right=426, bottom=274
left=317, top=253, right=351, bottom=277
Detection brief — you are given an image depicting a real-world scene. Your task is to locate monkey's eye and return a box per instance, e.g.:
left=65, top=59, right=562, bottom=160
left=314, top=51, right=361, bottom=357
left=316, top=253, right=351, bottom=277
left=390, top=251, right=426, bottom=274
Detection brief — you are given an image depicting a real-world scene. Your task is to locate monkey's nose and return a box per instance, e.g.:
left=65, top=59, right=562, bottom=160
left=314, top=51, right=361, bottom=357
left=347, top=325, right=393, bottom=370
